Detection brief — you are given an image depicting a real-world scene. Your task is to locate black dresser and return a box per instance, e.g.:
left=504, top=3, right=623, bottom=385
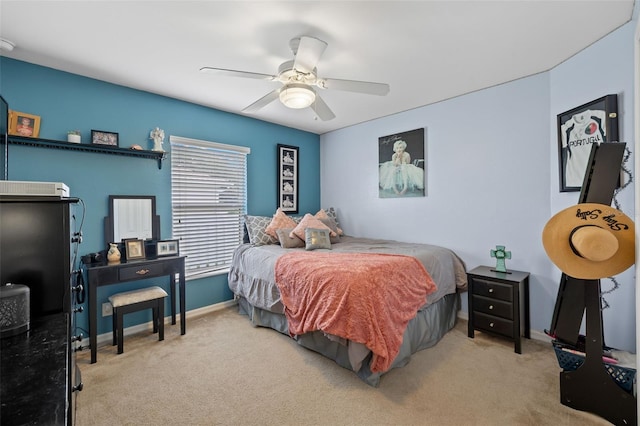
left=1, top=313, right=76, bottom=425
left=0, top=196, right=82, bottom=424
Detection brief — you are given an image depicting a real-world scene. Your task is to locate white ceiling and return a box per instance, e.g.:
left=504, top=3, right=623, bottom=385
left=0, top=1, right=634, bottom=135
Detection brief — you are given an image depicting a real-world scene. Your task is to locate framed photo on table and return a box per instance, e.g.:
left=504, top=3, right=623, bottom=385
left=557, top=94, right=618, bottom=192
left=277, top=144, right=298, bottom=214
left=124, top=238, right=145, bottom=260
left=157, top=239, right=179, bottom=257
left=8, top=110, right=41, bottom=138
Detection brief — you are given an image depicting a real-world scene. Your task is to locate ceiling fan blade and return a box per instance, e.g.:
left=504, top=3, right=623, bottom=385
left=200, top=67, right=276, bottom=81
left=292, top=36, right=328, bottom=74
left=319, top=78, right=390, bottom=96
left=310, top=94, right=336, bottom=121
left=242, top=88, right=281, bottom=113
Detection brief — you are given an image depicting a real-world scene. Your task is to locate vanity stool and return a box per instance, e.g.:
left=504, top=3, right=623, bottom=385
left=108, top=286, right=168, bottom=354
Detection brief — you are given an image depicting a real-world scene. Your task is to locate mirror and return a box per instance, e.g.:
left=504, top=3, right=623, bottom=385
left=105, top=195, right=160, bottom=245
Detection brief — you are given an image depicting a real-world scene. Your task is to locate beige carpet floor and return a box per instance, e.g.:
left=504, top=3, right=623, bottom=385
left=74, top=306, right=613, bottom=425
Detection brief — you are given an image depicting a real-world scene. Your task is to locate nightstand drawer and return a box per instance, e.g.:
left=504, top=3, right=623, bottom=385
left=473, top=295, right=513, bottom=319
left=119, top=263, right=164, bottom=281
left=470, top=278, right=513, bottom=302
left=474, top=312, right=514, bottom=338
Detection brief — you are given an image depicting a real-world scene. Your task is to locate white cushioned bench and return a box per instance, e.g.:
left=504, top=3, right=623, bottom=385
left=108, top=286, right=168, bottom=354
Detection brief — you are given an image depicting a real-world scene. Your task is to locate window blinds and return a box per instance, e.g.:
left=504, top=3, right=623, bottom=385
left=170, top=136, right=249, bottom=279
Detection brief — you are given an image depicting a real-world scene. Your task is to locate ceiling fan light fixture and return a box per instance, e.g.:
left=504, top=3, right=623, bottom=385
left=279, top=84, right=315, bottom=109
left=0, top=38, right=15, bottom=52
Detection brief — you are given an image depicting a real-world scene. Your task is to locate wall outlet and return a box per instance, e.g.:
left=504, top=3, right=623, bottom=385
left=102, top=302, right=113, bottom=317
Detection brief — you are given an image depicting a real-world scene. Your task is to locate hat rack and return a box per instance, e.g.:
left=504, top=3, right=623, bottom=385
left=547, top=142, right=636, bottom=425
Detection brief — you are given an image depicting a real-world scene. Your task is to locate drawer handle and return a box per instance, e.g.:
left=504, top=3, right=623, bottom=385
left=489, top=322, right=495, bottom=328
left=136, top=269, right=150, bottom=275
left=488, top=288, right=494, bottom=293
left=489, top=305, right=494, bottom=310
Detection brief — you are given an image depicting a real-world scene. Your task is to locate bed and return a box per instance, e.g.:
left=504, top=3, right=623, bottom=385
left=227, top=210, right=468, bottom=387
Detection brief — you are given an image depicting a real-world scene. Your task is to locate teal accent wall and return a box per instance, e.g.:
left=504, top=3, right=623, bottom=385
left=0, top=57, right=320, bottom=335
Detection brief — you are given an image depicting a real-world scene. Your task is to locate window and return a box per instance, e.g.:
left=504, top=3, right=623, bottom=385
left=170, top=135, right=249, bottom=279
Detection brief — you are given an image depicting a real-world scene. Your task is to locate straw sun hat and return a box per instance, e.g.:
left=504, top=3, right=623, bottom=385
left=542, top=203, right=635, bottom=280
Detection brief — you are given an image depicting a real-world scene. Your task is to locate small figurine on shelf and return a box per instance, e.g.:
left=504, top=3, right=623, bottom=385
left=150, top=127, right=165, bottom=152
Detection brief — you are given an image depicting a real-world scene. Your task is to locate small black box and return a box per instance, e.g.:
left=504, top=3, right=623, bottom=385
left=144, top=240, right=157, bottom=258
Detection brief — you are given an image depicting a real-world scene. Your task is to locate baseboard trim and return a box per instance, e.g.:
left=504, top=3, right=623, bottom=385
left=456, top=311, right=552, bottom=344
left=93, top=299, right=238, bottom=348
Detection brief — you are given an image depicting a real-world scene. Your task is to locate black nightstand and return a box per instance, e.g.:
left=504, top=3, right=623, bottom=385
left=467, top=265, right=530, bottom=354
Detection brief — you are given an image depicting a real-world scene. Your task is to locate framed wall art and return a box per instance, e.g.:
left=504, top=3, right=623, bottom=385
left=378, top=127, right=426, bottom=198
left=91, top=129, right=119, bottom=147
left=277, top=144, right=298, bottom=213
left=8, top=110, right=41, bottom=138
left=557, top=94, right=618, bottom=192
left=124, top=238, right=145, bottom=260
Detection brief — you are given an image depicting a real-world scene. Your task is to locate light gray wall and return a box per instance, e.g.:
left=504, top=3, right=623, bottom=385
left=320, top=19, right=636, bottom=351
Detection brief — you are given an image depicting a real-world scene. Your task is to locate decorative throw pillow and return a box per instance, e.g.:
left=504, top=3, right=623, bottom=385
left=305, top=228, right=332, bottom=251
left=265, top=208, right=298, bottom=238
left=315, top=208, right=344, bottom=236
left=243, top=215, right=278, bottom=246
left=290, top=213, right=336, bottom=241
left=276, top=228, right=305, bottom=248
left=242, top=223, right=250, bottom=244
left=328, top=207, right=343, bottom=235
left=318, top=218, right=341, bottom=244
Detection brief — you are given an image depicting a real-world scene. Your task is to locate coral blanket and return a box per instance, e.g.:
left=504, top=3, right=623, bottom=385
left=275, top=252, right=437, bottom=372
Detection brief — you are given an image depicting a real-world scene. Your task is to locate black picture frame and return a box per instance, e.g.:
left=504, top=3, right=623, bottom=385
left=557, top=94, right=618, bottom=192
left=378, top=127, right=426, bottom=198
left=156, top=239, right=179, bottom=257
left=91, top=129, right=119, bottom=147
left=124, top=238, right=145, bottom=260
left=277, top=144, right=298, bottom=213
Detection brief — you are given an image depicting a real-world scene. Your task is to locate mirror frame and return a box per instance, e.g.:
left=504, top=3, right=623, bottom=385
left=105, top=195, right=160, bottom=246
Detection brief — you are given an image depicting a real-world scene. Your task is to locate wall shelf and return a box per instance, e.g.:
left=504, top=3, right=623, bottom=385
left=8, top=136, right=166, bottom=169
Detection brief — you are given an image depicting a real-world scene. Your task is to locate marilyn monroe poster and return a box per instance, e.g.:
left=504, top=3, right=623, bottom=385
left=379, top=128, right=425, bottom=198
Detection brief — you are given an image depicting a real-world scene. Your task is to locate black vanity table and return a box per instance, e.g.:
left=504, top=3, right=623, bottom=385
left=84, top=255, right=186, bottom=363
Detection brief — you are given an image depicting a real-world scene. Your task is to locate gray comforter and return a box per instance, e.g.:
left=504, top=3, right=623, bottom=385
left=228, top=236, right=467, bottom=314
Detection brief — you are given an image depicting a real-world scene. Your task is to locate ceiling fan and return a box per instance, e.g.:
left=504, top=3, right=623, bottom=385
left=200, top=36, right=390, bottom=121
